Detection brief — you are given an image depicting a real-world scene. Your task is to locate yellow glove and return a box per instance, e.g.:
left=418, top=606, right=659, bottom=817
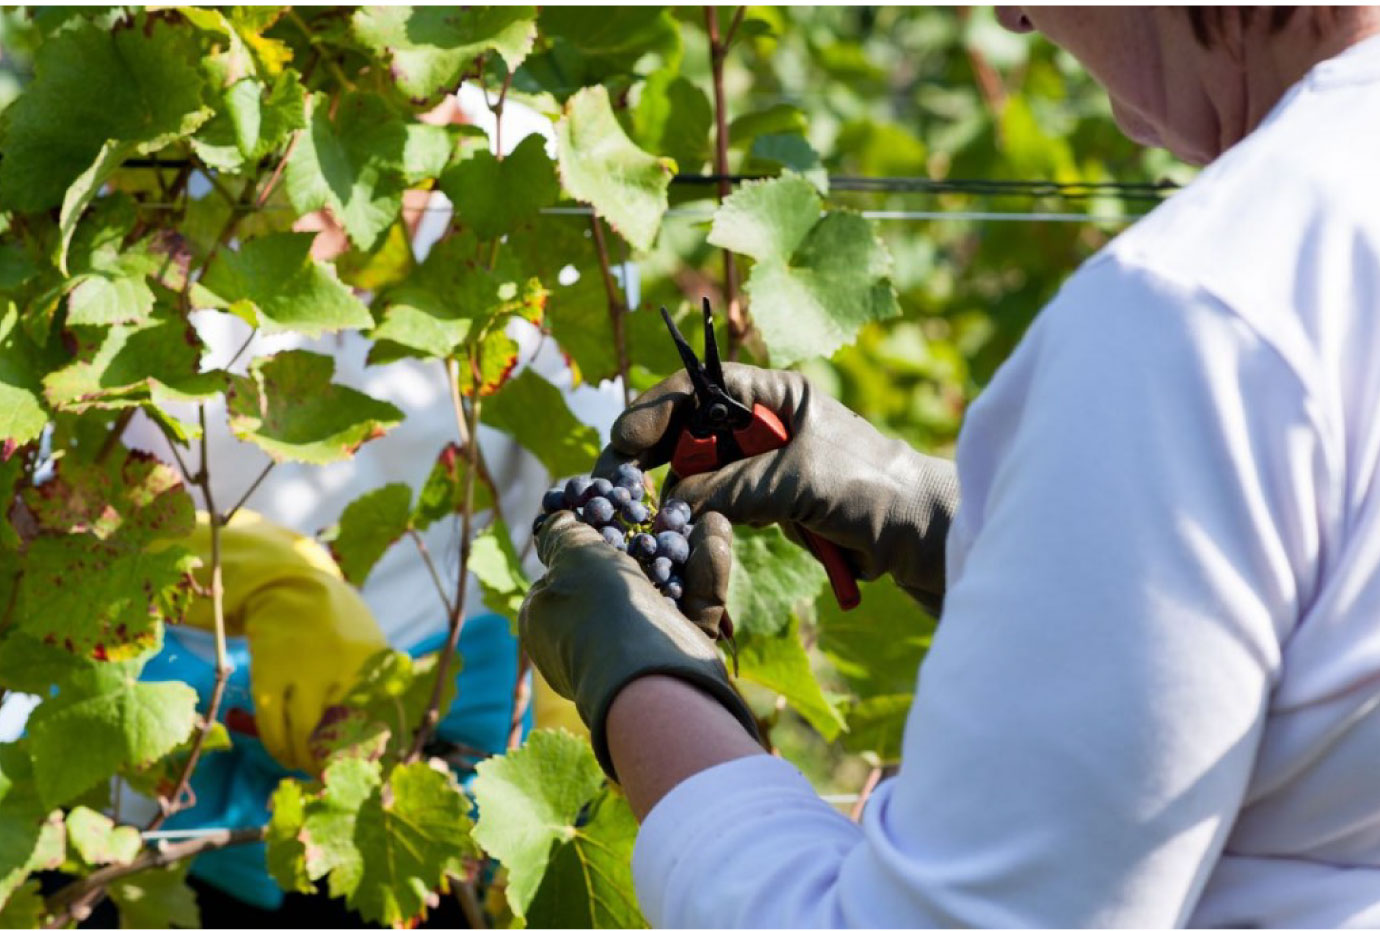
left=532, top=668, right=586, bottom=737
left=182, top=510, right=388, bottom=773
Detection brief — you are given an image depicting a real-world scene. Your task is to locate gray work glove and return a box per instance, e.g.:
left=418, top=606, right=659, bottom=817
left=519, top=510, right=759, bottom=780
left=595, top=363, right=959, bottom=613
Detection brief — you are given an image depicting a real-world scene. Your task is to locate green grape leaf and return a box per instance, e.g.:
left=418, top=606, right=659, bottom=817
left=353, top=6, right=537, bottom=103
left=23, top=448, right=194, bottom=544
left=25, top=669, right=198, bottom=809
left=307, top=706, right=391, bottom=771
left=226, top=350, right=404, bottom=465
left=816, top=574, right=932, bottom=699
left=349, top=761, right=476, bottom=927
left=469, top=522, right=528, bottom=628
left=479, top=368, right=599, bottom=479
left=708, top=174, right=901, bottom=366
left=842, top=693, right=912, bottom=763
left=556, top=85, right=675, bottom=252
left=0, top=303, right=49, bottom=449
left=325, top=482, right=413, bottom=587
left=15, top=535, right=195, bottom=661
left=412, top=442, right=492, bottom=532
left=728, top=103, right=808, bottom=148
left=526, top=8, right=681, bottom=102
left=57, top=140, right=137, bottom=276
left=0, top=880, right=43, bottom=928
left=41, top=306, right=213, bottom=414
left=66, top=806, right=141, bottom=867
left=748, top=133, right=829, bottom=195
left=201, top=232, right=373, bottom=336
left=631, top=72, right=712, bottom=173
left=736, top=615, right=846, bottom=740
left=525, top=789, right=645, bottom=929
left=726, top=524, right=826, bottom=637
left=0, top=20, right=212, bottom=212
left=266, top=778, right=313, bottom=895
left=402, top=124, right=454, bottom=185
left=340, top=650, right=455, bottom=762
left=0, top=631, right=116, bottom=696
left=122, top=719, right=231, bottom=803
left=440, top=134, right=560, bottom=241
left=299, top=757, right=381, bottom=895
left=63, top=194, right=161, bottom=326
left=371, top=234, right=546, bottom=360
left=284, top=92, right=409, bottom=251
left=473, top=729, right=622, bottom=921
left=109, top=862, right=200, bottom=930
left=192, top=71, right=306, bottom=172
left=0, top=744, right=64, bottom=913
left=0, top=244, right=39, bottom=292
left=336, top=222, right=417, bottom=293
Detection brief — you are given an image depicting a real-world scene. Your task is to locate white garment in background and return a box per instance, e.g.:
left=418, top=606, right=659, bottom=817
left=634, top=35, right=1380, bottom=928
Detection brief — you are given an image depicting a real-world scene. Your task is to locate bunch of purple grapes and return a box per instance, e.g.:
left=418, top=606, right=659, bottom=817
left=534, top=462, right=695, bottom=607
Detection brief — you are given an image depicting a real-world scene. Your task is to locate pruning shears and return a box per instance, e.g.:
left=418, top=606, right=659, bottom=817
left=660, top=299, right=862, bottom=610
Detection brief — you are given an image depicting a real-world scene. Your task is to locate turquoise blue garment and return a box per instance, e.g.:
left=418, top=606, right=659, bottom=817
left=139, top=613, right=529, bottom=910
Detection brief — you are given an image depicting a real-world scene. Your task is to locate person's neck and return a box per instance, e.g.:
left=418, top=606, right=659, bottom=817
left=1232, top=12, right=1380, bottom=149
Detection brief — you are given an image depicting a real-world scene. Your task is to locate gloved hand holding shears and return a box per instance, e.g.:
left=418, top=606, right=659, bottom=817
left=595, top=299, right=960, bottom=614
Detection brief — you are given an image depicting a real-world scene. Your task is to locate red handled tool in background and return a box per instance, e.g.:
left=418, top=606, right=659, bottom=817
left=660, top=299, right=862, bottom=610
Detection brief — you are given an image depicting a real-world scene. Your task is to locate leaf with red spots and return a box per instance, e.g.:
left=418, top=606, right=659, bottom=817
left=14, top=534, right=196, bottom=661
left=24, top=448, right=193, bottom=544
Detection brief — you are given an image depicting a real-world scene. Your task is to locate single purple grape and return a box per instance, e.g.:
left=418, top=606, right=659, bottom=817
left=653, top=506, right=687, bottom=534
left=583, top=496, right=616, bottom=526
left=621, top=501, right=649, bottom=526
left=600, top=525, right=626, bottom=550
left=649, top=557, right=673, bottom=585
left=614, top=462, right=643, bottom=489
left=588, top=477, right=614, bottom=501
left=663, top=498, right=692, bottom=522
left=542, top=487, right=567, bottom=514
left=608, top=486, right=631, bottom=509
left=630, top=532, right=658, bottom=560
left=656, top=531, right=689, bottom=564
left=564, top=476, right=593, bottom=508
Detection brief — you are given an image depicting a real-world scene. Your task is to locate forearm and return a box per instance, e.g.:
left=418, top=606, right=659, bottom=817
left=606, top=674, right=765, bottom=820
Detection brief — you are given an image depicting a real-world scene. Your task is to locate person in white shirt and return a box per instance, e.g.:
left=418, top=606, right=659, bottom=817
left=520, top=8, right=1380, bottom=927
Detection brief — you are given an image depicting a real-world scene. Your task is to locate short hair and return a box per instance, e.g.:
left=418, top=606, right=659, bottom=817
left=1186, top=7, right=1300, bottom=47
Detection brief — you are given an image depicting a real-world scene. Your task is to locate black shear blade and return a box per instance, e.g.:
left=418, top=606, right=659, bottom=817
left=700, top=296, right=725, bottom=387
left=659, top=306, right=714, bottom=404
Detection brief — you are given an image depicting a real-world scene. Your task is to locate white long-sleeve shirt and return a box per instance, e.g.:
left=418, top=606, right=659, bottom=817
left=633, top=35, right=1380, bottom=928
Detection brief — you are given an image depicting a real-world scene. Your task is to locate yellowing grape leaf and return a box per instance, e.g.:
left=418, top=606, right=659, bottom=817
left=226, top=351, right=403, bottom=465
left=23, top=449, right=194, bottom=544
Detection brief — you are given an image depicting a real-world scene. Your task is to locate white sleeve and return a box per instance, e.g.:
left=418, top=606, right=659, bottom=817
left=631, top=257, right=1330, bottom=927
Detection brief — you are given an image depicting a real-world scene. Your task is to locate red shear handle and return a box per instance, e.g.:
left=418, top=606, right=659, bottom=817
left=670, top=404, right=862, bottom=611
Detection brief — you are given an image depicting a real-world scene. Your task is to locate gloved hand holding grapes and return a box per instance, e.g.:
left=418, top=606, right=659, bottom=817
left=521, top=464, right=760, bottom=780
left=595, top=362, right=960, bottom=613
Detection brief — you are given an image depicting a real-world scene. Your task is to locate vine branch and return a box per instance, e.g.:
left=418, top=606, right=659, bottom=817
left=590, top=214, right=633, bottom=406
left=148, top=405, right=229, bottom=832
left=42, top=827, right=265, bottom=928
left=407, top=351, right=485, bottom=761
left=223, top=461, right=276, bottom=525
left=706, top=6, right=749, bottom=360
